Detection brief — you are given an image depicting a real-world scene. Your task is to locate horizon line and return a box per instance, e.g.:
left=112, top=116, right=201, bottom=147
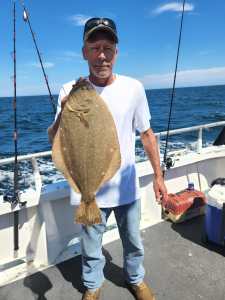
left=0, top=83, right=224, bottom=99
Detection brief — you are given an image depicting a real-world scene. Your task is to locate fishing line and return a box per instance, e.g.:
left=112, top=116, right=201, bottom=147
left=162, top=0, right=186, bottom=177
left=19, top=0, right=56, bottom=114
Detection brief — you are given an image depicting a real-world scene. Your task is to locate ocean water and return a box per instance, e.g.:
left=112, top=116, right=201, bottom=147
left=0, top=84, right=225, bottom=195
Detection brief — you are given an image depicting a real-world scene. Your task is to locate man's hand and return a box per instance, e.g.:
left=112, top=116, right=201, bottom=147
left=140, top=128, right=168, bottom=205
left=153, top=175, right=168, bottom=205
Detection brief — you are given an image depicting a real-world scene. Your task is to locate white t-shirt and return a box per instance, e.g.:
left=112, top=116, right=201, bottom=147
left=54, top=74, right=151, bottom=207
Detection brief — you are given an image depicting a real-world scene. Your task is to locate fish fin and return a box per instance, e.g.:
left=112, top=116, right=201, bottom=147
left=75, top=199, right=102, bottom=225
left=52, top=129, right=80, bottom=193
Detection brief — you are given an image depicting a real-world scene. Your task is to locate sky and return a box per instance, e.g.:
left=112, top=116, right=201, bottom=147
left=0, top=0, right=225, bottom=97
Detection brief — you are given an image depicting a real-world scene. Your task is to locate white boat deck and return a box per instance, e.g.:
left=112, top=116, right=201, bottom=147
left=0, top=216, right=225, bottom=300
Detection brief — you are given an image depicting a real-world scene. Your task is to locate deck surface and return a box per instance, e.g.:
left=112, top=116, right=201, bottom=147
left=1, top=216, right=225, bottom=300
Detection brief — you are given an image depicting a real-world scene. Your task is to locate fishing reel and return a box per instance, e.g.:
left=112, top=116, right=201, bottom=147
left=3, top=191, right=27, bottom=207
left=165, top=157, right=175, bottom=169
left=161, top=156, right=175, bottom=171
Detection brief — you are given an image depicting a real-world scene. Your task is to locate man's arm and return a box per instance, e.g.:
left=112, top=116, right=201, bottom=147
left=47, top=112, right=62, bottom=144
left=47, top=95, right=68, bottom=144
left=140, top=128, right=168, bottom=203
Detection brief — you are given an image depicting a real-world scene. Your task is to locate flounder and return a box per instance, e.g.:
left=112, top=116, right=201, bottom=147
left=52, top=79, right=121, bottom=225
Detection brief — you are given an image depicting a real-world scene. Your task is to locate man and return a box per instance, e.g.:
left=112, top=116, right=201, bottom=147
left=48, top=17, right=167, bottom=300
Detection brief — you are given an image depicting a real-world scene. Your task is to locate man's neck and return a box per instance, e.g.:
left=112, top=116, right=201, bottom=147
left=89, top=74, right=115, bottom=87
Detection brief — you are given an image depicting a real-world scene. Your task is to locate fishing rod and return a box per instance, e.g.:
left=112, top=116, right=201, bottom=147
left=12, top=0, right=19, bottom=252
left=13, top=0, right=18, bottom=207
left=3, top=0, right=27, bottom=253
left=10, top=0, right=29, bottom=252
left=19, top=0, right=56, bottom=114
left=162, top=0, right=186, bottom=176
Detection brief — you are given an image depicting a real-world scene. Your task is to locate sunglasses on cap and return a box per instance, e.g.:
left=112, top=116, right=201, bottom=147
left=83, top=17, right=118, bottom=43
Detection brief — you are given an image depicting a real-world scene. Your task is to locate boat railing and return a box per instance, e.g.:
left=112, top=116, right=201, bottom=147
left=1, top=120, right=225, bottom=167
left=154, top=120, right=225, bottom=154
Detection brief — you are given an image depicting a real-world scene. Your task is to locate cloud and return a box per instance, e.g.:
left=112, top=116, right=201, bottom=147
left=30, top=62, right=55, bottom=69
left=139, top=66, right=225, bottom=89
left=69, top=14, right=91, bottom=26
left=0, top=79, right=59, bottom=97
left=16, top=82, right=61, bottom=97
left=153, top=2, right=194, bottom=15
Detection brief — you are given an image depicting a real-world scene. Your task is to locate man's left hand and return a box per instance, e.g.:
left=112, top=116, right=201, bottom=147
left=153, top=175, right=168, bottom=204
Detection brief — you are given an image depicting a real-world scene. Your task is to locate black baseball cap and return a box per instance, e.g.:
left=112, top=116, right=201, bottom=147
left=83, top=17, right=118, bottom=43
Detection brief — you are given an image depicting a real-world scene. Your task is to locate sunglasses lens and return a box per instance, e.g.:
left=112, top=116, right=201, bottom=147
left=103, top=18, right=116, bottom=30
left=85, top=18, right=116, bottom=31
left=85, top=18, right=99, bottom=30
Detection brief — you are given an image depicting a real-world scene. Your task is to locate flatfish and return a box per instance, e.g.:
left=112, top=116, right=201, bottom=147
left=52, top=79, right=121, bottom=225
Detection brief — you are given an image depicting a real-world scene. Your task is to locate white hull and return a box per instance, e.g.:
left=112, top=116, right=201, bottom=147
left=1, top=122, right=225, bottom=287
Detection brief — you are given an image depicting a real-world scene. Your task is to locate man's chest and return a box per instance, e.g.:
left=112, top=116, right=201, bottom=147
left=99, top=89, right=136, bottom=122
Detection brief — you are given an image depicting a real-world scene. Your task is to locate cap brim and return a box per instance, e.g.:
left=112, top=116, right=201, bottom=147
left=84, top=24, right=118, bottom=43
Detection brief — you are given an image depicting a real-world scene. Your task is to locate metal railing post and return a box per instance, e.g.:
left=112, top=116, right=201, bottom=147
left=197, top=128, right=203, bottom=153
left=31, top=157, right=42, bottom=196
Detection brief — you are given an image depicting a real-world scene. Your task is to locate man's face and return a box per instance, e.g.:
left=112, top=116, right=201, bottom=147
left=82, top=31, right=117, bottom=80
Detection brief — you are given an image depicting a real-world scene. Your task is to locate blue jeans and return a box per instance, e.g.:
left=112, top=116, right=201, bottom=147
left=80, top=199, right=145, bottom=290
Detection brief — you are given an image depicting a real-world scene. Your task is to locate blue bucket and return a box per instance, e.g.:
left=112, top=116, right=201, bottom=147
left=205, top=204, right=225, bottom=245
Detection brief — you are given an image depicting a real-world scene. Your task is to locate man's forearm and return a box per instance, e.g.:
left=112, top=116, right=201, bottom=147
left=140, top=128, right=162, bottom=178
left=47, top=112, right=61, bottom=144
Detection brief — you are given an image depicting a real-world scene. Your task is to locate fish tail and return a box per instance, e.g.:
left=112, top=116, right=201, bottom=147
left=75, top=198, right=102, bottom=225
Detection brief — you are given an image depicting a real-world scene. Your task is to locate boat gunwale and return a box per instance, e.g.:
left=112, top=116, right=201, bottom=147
left=1, top=120, right=225, bottom=166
